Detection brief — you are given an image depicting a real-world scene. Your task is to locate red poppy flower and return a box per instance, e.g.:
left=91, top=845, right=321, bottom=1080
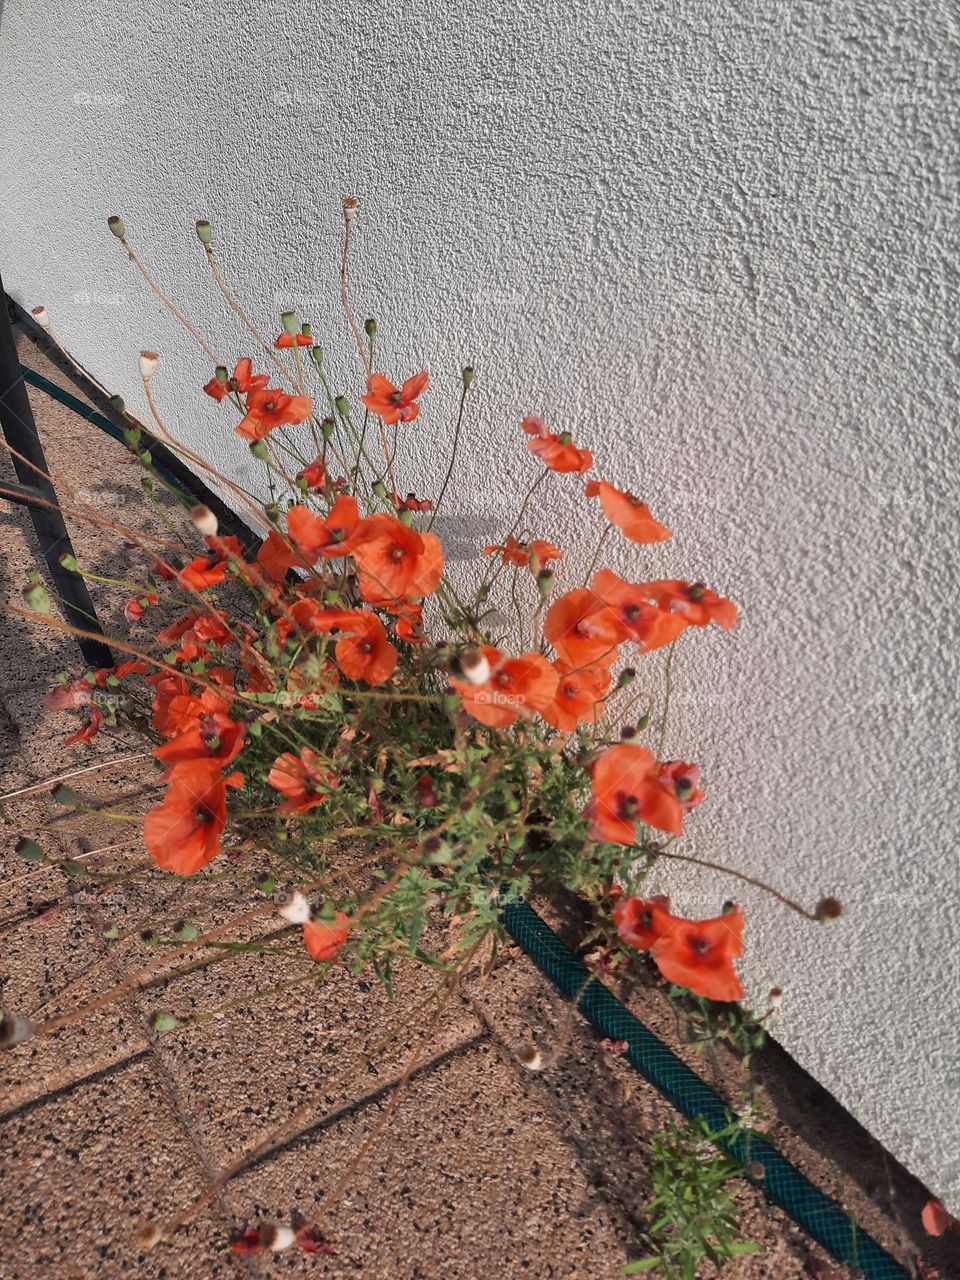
left=235, top=387, right=314, bottom=441
left=521, top=417, right=593, bottom=474
left=612, top=894, right=674, bottom=950
left=303, top=911, right=350, bottom=961
left=585, top=480, right=671, bottom=544
left=114, top=660, right=149, bottom=679
left=150, top=676, right=233, bottom=738
left=451, top=646, right=559, bottom=728
left=544, top=587, right=627, bottom=668
left=390, top=492, right=433, bottom=513
left=300, top=606, right=399, bottom=686
left=587, top=743, right=684, bottom=841
left=267, top=747, right=338, bottom=814
left=541, top=662, right=611, bottom=732
left=143, top=762, right=243, bottom=875
left=256, top=530, right=301, bottom=582
left=483, top=536, right=563, bottom=570
left=149, top=556, right=177, bottom=581
left=361, top=371, right=429, bottom=425
left=656, top=761, right=704, bottom=812
left=287, top=496, right=360, bottom=561
left=349, top=515, right=444, bottom=605
left=64, top=707, right=102, bottom=746
left=651, top=905, right=745, bottom=1003
left=154, top=712, right=245, bottom=770
left=393, top=601, right=427, bottom=644
left=275, top=331, right=313, bottom=348
left=123, top=592, right=158, bottom=623
left=297, top=457, right=327, bottom=490
left=591, top=570, right=690, bottom=654
left=637, top=580, right=738, bottom=630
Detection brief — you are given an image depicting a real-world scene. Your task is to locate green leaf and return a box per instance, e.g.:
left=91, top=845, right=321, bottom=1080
left=623, top=1259, right=661, bottom=1274
left=724, top=1242, right=762, bottom=1257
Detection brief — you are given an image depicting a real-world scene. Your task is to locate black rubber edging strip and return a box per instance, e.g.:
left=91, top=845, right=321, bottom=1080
left=500, top=897, right=910, bottom=1280
left=8, top=298, right=260, bottom=556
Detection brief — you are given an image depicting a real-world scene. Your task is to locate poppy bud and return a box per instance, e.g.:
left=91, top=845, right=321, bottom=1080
left=31, top=305, right=51, bottom=330
left=138, top=350, right=159, bottom=382
left=450, top=648, right=490, bottom=685
left=110, top=394, right=128, bottom=416
left=815, top=896, right=843, bottom=922
left=300, top=322, right=312, bottom=339
left=214, top=365, right=229, bottom=386
left=249, top=440, right=269, bottom=461
left=320, top=416, right=335, bottom=440
left=265, top=502, right=280, bottom=523
left=148, top=1011, right=179, bottom=1033
left=636, top=711, right=651, bottom=730
left=518, top=1045, right=544, bottom=1071
left=59, top=552, right=79, bottom=573
left=52, top=783, right=79, bottom=806
left=189, top=504, right=218, bottom=538
left=334, top=395, right=349, bottom=415
left=364, top=317, right=377, bottom=337
left=462, top=366, right=475, bottom=389
left=195, top=219, right=212, bottom=246
left=617, top=668, right=636, bottom=688
left=107, top=215, right=125, bottom=239
left=536, top=567, right=555, bottom=598
left=136, top=1220, right=161, bottom=1250
left=0, top=1012, right=35, bottom=1049
left=16, top=838, right=44, bottom=862
left=280, top=310, right=298, bottom=336
left=372, top=481, right=387, bottom=498
left=279, top=890, right=311, bottom=924
left=310, top=345, right=324, bottom=372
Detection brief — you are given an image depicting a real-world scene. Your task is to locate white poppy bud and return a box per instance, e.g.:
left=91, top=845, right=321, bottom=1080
left=279, top=891, right=311, bottom=924
left=189, top=504, right=219, bottom=538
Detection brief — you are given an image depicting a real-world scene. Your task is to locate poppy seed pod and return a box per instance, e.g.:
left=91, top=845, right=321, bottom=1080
left=815, top=896, right=843, bottom=922
left=536, top=567, right=555, bottom=598
left=768, top=986, right=783, bottom=1009
left=462, top=365, right=475, bottom=389
left=342, top=194, right=359, bottom=221
left=309, top=345, right=324, bottom=371
left=139, top=350, right=159, bottom=382
left=107, top=214, right=125, bottom=239
left=189, top=504, right=218, bottom=538
left=334, top=395, right=349, bottom=415
left=31, top=305, right=51, bottom=330
left=321, top=416, right=335, bottom=440
left=195, top=219, right=212, bottom=246
left=249, top=440, right=269, bottom=461
left=280, top=310, right=298, bottom=336
left=279, top=891, right=312, bottom=924
left=451, top=648, right=490, bottom=686
left=364, top=317, right=377, bottom=337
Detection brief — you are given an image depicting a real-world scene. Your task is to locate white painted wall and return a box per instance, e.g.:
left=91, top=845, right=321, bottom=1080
left=2, top=0, right=958, bottom=1210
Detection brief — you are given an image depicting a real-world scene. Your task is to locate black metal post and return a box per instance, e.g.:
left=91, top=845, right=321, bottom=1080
left=0, top=277, right=113, bottom=668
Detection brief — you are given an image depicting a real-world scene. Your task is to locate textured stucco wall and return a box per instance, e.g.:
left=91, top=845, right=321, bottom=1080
left=2, top=0, right=958, bottom=1209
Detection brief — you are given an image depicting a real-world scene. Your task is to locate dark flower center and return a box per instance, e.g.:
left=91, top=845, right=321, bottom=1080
left=616, top=792, right=638, bottom=821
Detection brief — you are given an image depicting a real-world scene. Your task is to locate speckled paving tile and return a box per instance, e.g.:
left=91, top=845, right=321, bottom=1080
left=0, top=1054, right=246, bottom=1280
left=221, top=1038, right=637, bottom=1280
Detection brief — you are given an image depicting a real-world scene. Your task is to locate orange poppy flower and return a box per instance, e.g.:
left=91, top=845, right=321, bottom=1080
left=585, top=480, right=670, bottom=544
left=451, top=645, right=559, bottom=728
left=393, top=601, right=427, bottom=644
left=297, top=457, right=327, bottom=490
left=483, top=536, right=563, bottom=571
left=541, top=662, right=611, bottom=732
left=349, top=515, right=444, bottom=605
left=650, top=905, right=745, bottom=1003
left=154, top=712, right=245, bottom=770
left=267, top=747, right=338, bottom=814
left=303, top=911, right=350, bottom=962
left=612, top=894, right=674, bottom=951
left=521, top=416, right=593, bottom=474
left=123, top=592, right=158, bottom=623
left=203, top=358, right=269, bottom=402
left=287, top=496, right=360, bottom=561
left=656, top=761, right=704, bottom=813
left=275, top=331, right=313, bottom=348
left=143, top=762, right=243, bottom=875
left=587, top=743, right=684, bottom=841
left=149, top=675, right=234, bottom=738
left=637, top=580, right=738, bottom=630
left=256, top=529, right=301, bottom=582
left=591, top=570, right=690, bottom=654
left=235, top=387, right=314, bottom=441
left=178, top=555, right=227, bottom=591
left=331, top=611, right=398, bottom=686
left=544, top=587, right=627, bottom=668
left=64, top=707, right=102, bottom=747
left=922, top=1197, right=960, bottom=1237
left=361, top=371, right=429, bottom=425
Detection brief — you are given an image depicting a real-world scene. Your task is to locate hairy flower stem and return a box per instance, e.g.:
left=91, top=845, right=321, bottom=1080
left=200, top=245, right=297, bottom=388
left=426, top=378, right=470, bottom=534
left=115, top=233, right=221, bottom=366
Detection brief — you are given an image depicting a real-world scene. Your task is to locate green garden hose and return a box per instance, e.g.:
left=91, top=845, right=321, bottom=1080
left=500, top=897, right=910, bottom=1280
